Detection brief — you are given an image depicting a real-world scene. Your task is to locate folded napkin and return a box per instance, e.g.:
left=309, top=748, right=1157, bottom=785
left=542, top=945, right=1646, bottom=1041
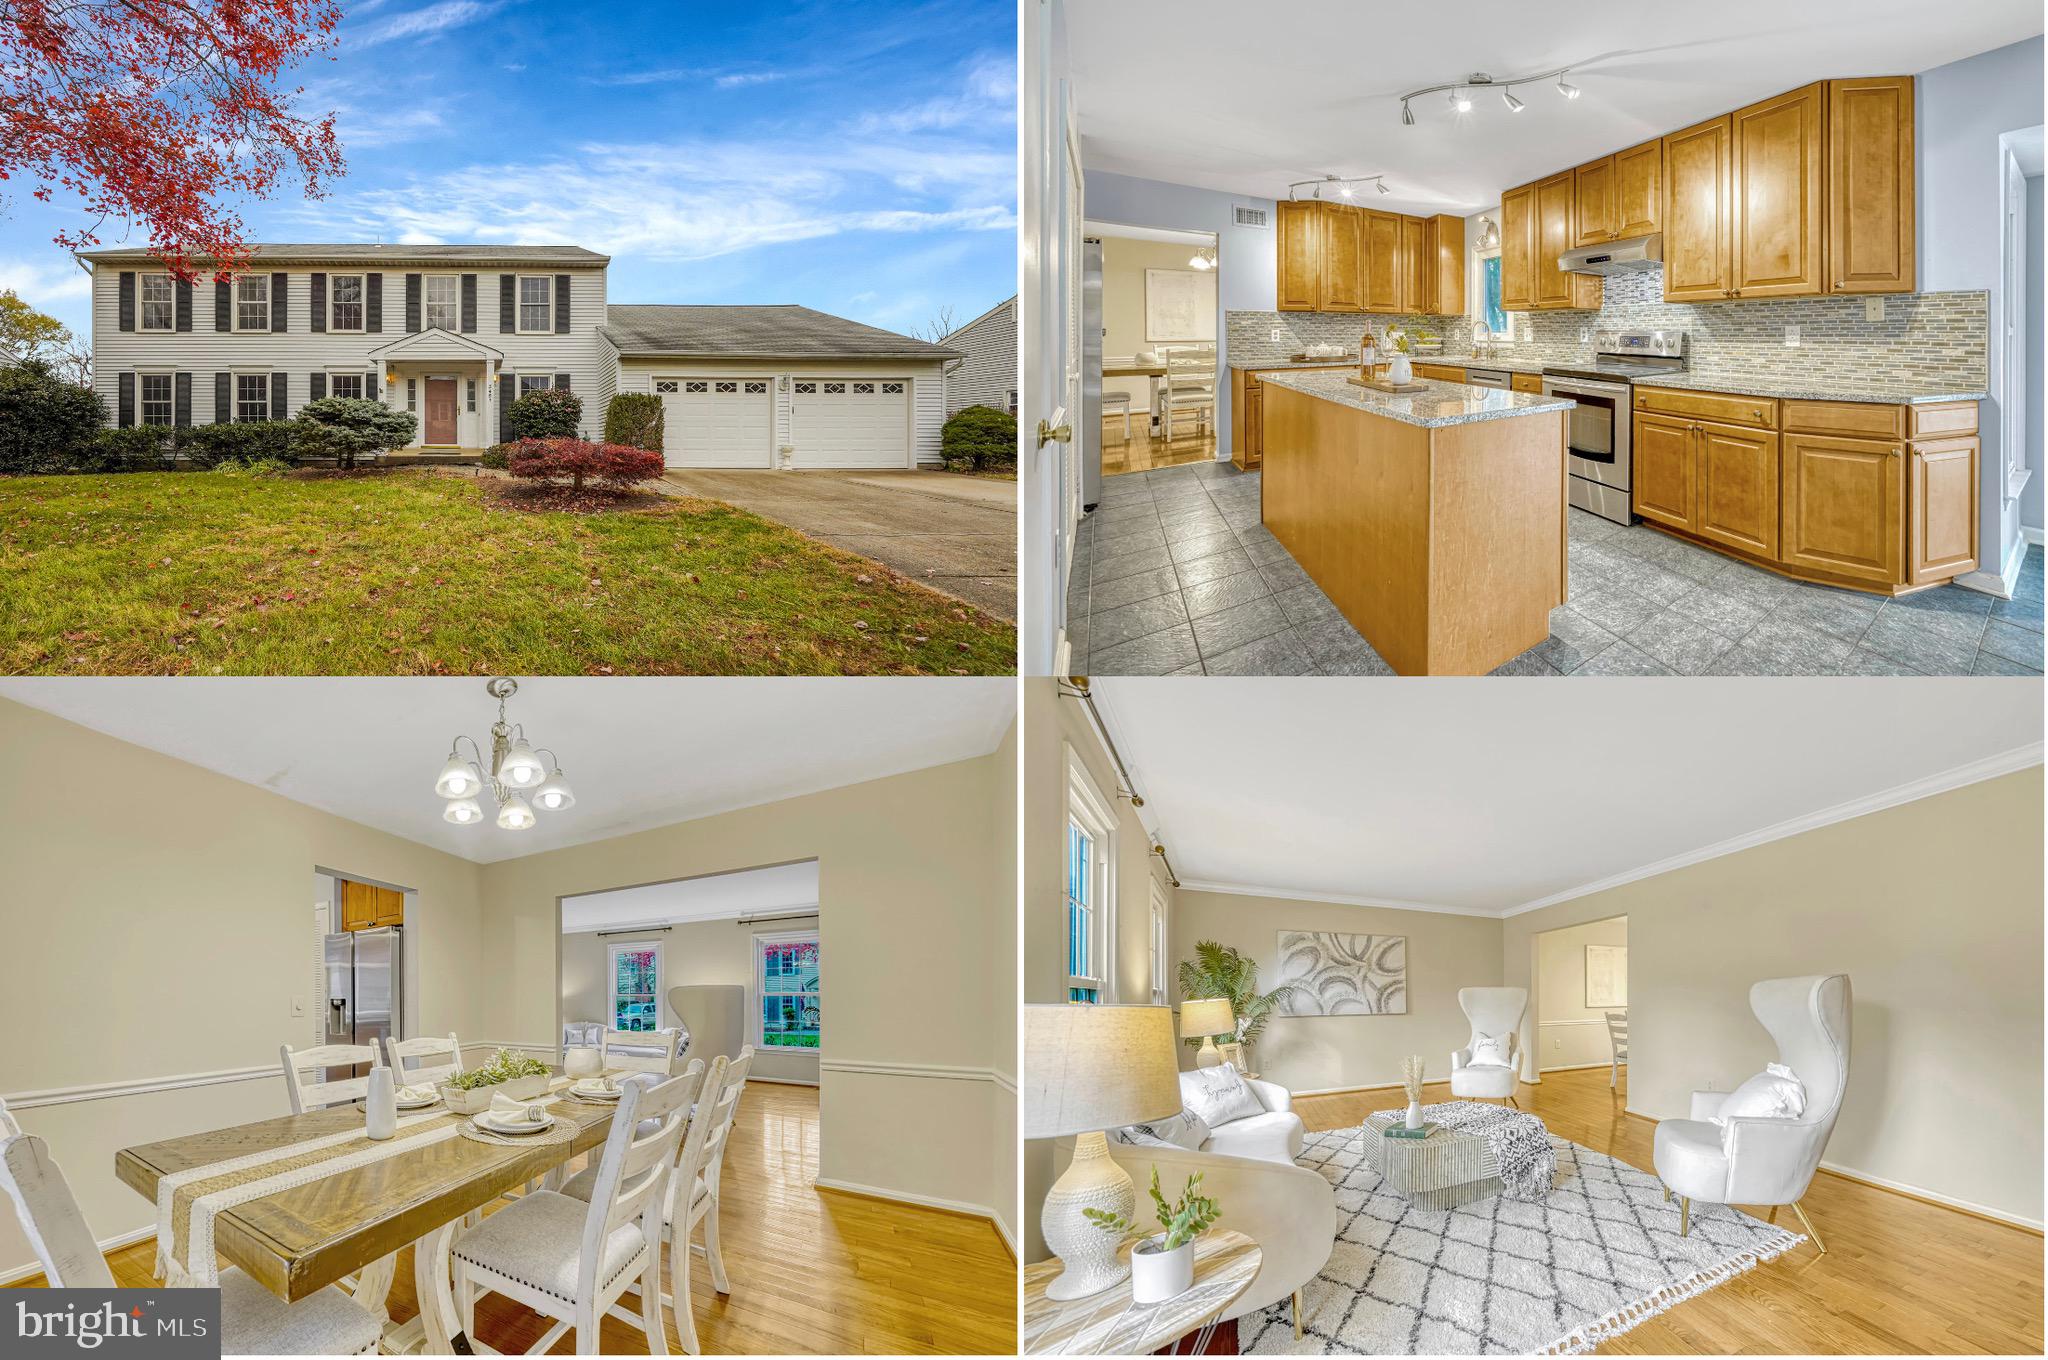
left=488, top=1091, right=548, bottom=1124
left=396, top=1083, right=438, bottom=1103
left=572, top=1074, right=619, bottom=1094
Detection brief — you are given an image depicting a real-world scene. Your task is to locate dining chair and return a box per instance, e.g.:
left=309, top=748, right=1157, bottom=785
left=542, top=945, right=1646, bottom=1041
left=1157, top=345, right=1216, bottom=442
left=279, top=1042, right=385, bottom=1115
left=603, top=1027, right=686, bottom=1076
left=451, top=1068, right=696, bottom=1356
left=385, top=1033, right=464, bottom=1086
left=1604, top=1011, right=1629, bottom=1090
left=1, top=1129, right=385, bottom=1354
left=695, top=1046, right=753, bottom=1299
left=1101, top=390, right=1133, bottom=445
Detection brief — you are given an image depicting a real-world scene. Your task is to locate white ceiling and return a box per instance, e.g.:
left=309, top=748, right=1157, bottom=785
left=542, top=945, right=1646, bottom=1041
left=1083, top=220, right=1216, bottom=245
left=1090, top=679, right=2043, bottom=916
left=1069, top=0, right=2045, bottom=215
left=0, top=678, right=1013, bottom=864
left=561, top=860, right=820, bottom=934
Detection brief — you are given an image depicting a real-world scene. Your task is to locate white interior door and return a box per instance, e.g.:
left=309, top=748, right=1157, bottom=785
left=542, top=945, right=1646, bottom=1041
left=658, top=378, right=773, bottom=468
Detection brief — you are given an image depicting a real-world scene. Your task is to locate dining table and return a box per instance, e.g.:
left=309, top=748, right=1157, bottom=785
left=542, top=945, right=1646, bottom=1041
left=114, top=1071, right=625, bottom=1355
left=1101, top=359, right=1168, bottom=435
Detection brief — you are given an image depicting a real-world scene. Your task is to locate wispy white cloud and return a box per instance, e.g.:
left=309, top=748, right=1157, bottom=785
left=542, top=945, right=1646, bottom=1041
left=352, top=0, right=503, bottom=49
left=0, top=256, right=92, bottom=305
left=595, top=65, right=788, bottom=89
left=714, top=70, right=786, bottom=89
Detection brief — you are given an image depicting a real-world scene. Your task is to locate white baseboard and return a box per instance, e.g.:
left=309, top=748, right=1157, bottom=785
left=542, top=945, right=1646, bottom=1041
left=1815, top=1159, right=2043, bottom=1232
left=1955, top=533, right=2028, bottom=598
left=1, top=1223, right=155, bottom=1286
left=813, top=1176, right=1013, bottom=1250
left=745, top=1075, right=819, bottom=1087
left=1536, top=1061, right=1622, bottom=1075
left=2023, top=525, right=2045, bottom=546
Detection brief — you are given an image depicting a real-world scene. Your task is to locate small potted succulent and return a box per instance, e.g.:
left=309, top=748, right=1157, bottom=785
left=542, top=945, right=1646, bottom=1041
left=439, top=1048, right=552, bottom=1114
left=1084, top=1167, right=1221, bottom=1304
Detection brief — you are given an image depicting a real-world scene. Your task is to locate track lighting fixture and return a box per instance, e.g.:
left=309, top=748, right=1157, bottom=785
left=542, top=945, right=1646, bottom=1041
left=1557, top=72, right=1580, bottom=99
left=1502, top=89, right=1524, bottom=112
left=1399, top=66, right=1584, bottom=125
left=1286, top=173, right=1393, bottom=202
left=1400, top=100, right=1415, bottom=126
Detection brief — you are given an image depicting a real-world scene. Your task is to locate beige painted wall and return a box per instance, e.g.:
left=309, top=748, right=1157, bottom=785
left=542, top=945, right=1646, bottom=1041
left=559, top=915, right=821, bottom=1085
left=1504, top=769, right=2044, bottom=1227
left=1172, top=892, right=1503, bottom=1093
left=1102, top=235, right=1217, bottom=415
left=0, top=697, right=490, bottom=1278
left=989, top=716, right=1020, bottom=1253
left=1534, top=916, right=1629, bottom=1071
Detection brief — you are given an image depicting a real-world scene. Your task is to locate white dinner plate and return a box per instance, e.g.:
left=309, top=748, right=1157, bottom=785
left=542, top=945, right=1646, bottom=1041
left=571, top=1084, right=621, bottom=1100
left=477, top=1111, right=553, bottom=1135
left=396, top=1096, right=439, bottom=1110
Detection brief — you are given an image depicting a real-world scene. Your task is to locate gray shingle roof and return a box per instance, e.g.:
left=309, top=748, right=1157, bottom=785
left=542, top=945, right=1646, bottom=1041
left=76, top=243, right=608, bottom=266
left=601, top=305, right=960, bottom=361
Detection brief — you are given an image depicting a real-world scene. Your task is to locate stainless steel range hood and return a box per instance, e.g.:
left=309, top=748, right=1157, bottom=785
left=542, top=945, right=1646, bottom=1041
left=1559, top=234, right=1662, bottom=275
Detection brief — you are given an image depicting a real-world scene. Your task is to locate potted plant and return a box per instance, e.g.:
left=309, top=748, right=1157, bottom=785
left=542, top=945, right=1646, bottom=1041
left=1083, top=1167, right=1221, bottom=1304
left=1178, top=941, right=1294, bottom=1072
left=439, top=1048, right=552, bottom=1114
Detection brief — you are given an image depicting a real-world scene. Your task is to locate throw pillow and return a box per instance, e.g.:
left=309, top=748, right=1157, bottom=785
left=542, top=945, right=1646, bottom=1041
left=1469, top=1032, right=1513, bottom=1067
left=1180, top=1065, right=1266, bottom=1127
left=1113, top=1109, right=1211, bottom=1151
left=1711, top=1063, right=1807, bottom=1127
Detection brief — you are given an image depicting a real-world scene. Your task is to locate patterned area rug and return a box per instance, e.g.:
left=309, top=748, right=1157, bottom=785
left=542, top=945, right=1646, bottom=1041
left=1241, top=1120, right=1805, bottom=1355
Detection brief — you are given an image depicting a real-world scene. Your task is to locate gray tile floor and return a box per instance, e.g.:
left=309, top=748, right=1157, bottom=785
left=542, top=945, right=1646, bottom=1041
left=1066, top=460, right=2046, bottom=677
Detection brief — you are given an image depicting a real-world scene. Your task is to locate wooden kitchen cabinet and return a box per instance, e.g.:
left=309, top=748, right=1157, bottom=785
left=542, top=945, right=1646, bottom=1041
left=1423, top=213, right=1465, bottom=314
left=1412, top=363, right=1466, bottom=383
left=1233, top=373, right=1266, bottom=470
left=1511, top=372, right=1544, bottom=394
left=1663, top=114, right=1735, bottom=301
left=1399, top=214, right=1427, bottom=312
left=1500, top=178, right=1601, bottom=311
left=1275, top=199, right=1322, bottom=311
left=1631, top=412, right=1697, bottom=531
left=1696, top=420, right=1782, bottom=559
left=1533, top=171, right=1576, bottom=308
left=1732, top=83, right=1825, bottom=297
left=1780, top=432, right=1903, bottom=586
left=1319, top=203, right=1365, bottom=312
left=1573, top=155, right=1615, bottom=247
left=1908, top=436, right=1979, bottom=584
left=338, top=879, right=404, bottom=931
left=1362, top=210, right=1402, bottom=312
left=1828, top=76, right=1915, bottom=293
left=1500, top=183, right=1534, bottom=311
left=1612, top=139, right=1663, bottom=239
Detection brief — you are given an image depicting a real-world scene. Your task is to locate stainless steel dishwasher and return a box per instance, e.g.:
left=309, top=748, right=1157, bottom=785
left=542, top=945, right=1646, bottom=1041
left=1465, top=368, right=1511, bottom=390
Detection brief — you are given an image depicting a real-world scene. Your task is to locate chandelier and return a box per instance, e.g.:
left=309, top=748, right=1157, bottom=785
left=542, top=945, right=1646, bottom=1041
left=433, top=677, right=575, bottom=830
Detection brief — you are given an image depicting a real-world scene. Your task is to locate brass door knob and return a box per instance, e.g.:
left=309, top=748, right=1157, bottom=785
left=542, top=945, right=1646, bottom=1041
left=1037, top=419, right=1073, bottom=447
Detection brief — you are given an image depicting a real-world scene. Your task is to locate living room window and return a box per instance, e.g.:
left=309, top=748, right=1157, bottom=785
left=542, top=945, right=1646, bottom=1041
left=608, top=941, right=660, bottom=1032
left=423, top=275, right=460, bottom=331
left=517, top=275, right=553, bottom=333
left=1149, top=876, right=1170, bottom=1004
left=139, top=373, right=173, bottom=426
left=753, top=930, right=820, bottom=1049
left=235, top=275, right=270, bottom=332
left=235, top=373, right=269, bottom=422
left=329, top=373, right=365, bottom=400
left=330, top=274, right=365, bottom=332
left=139, top=273, right=174, bottom=331
left=518, top=373, right=553, bottom=398
left=1065, top=745, right=1115, bottom=1003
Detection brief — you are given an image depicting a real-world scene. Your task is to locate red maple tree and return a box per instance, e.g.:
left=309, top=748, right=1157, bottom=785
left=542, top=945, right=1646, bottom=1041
left=0, top=0, right=346, bottom=276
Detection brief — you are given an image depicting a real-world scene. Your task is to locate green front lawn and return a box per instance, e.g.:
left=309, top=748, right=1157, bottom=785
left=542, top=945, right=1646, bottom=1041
left=0, top=471, right=1015, bottom=675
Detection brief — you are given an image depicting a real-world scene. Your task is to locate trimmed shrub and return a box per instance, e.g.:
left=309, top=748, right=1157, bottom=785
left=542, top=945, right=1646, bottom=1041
left=0, top=360, right=104, bottom=475
left=939, top=404, right=1016, bottom=473
left=480, top=443, right=515, bottom=470
left=506, top=387, right=583, bottom=440
left=210, top=456, right=293, bottom=478
left=183, top=420, right=300, bottom=468
left=296, top=397, right=417, bottom=469
left=85, top=425, right=183, bottom=472
left=507, top=437, right=665, bottom=493
left=602, top=392, right=664, bottom=451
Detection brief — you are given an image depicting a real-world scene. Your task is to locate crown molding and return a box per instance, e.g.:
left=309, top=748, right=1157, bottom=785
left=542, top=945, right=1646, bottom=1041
left=1174, top=880, right=1499, bottom=918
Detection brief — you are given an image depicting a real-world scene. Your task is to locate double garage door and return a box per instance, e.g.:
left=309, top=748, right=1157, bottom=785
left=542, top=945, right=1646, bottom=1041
left=654, top=376, right=910, bottom=469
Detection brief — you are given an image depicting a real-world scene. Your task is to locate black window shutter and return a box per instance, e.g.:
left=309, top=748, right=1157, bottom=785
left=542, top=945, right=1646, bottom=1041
left=215, top=280, right=231, bottom=332
left=270, top=273, right=287, bottom=331
left=366, top=274, right=383, bottom=333
left=310, top=273, right=326, bottom=332
left=553, top=274, right=570, bottom=333
left=174, top=277, right=192, bottom=332
left=497, top=375, right=514, bottom=441
left=404, top=273, right=421, bottom=333
left=498, top=275, right=515, bottom=333
left=553, top=372, right=571, bottom=390
left=461, top=274, right=477, bottom=333
left=117, top=272, right=136, bottom=332
left=174, top=372, right=192, bottom=426
left=270, top=372, right=287, bottom=420
left=117, top=372, right=134, bottom=427
left=214, top=372, right=231, bottom=422
left=310, top=372, right=326, bottom=401
left=365, top=372, right=379, bottom=401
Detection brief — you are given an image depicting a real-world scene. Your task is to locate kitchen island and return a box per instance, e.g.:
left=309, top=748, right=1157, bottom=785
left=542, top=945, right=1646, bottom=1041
left=1258, top=371, right=1574, bottom=675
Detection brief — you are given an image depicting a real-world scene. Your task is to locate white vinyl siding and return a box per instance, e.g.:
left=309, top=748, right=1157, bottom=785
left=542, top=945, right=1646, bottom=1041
left=139, top=373, right=173, bottom=425
left=139, top=274, right=174, bottom=332
left=615, top=357, right=949, bottom=468
left=422, top=275, right=460, bottom=332
left=940, top=295, right=1016, bottom=416
left=517, top=275, right=553, bottom=334
left=330, top=274, right=365, bottom=332
left=235, top=276, right=269, bottom=332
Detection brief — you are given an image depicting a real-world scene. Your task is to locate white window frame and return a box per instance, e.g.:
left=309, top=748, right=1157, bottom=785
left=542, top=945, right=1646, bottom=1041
left=750, top=927, right=821, bottom=1052
left=606, top=939, right=663, bottom=1033
left=139, top=273, right=175, bottom=332
left=138, top=371, right=174, bottom=426
left=517, top=373, right=554, bottom=398
left=329, top=273, right=366, bottom=333
left=235, top=372, right=270, bottom=423
left=235, top=274, right=271, bottom=333
left=1471, top=242, right=1511, bottom=343
left=1064, top=743, right=1117, bottom=1004
left=422, top=274, right=460, bottom=332
left=328, top=372, right=366, bottom=401
left=516, top=274, right=554, bottom=335
left=1148, top=876, right=1170, bottom=1005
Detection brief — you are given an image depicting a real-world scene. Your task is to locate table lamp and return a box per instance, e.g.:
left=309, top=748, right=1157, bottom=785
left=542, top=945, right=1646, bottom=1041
left=1179, top=997, right=1236, bottom=1069
left=1024, top=1004, right=1183, bottom=1300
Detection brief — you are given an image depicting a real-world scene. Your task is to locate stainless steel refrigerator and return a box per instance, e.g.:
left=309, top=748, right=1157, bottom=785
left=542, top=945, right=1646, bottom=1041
left=1081, top=236, right=1104, bottom=510
left=324, top=926, right=401, bottom=1077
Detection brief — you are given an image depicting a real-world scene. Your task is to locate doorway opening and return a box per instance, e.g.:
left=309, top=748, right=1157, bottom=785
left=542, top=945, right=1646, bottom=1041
left=1529, top=915, right=1629, bottom=1101
left=1085, top=221, right=1221, bottom=482
left=311, top=867, right=418, bottom=1079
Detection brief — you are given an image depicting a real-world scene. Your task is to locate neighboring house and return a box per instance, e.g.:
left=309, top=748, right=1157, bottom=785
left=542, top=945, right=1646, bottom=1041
left=77, top=245, right=961, bottom=469
left=941, top=294, right=1017, bottom=417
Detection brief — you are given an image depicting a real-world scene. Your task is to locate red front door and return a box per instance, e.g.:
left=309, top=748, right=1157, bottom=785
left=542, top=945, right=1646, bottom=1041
left=425, top=378, right=458, bottom=445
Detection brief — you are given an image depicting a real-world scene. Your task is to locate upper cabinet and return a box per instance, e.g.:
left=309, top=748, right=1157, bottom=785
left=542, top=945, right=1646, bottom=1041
left=1533, top=171, right=1577, bottom=307
left=1732, top=83, right=1825, bottom=297
left=1612, top=139, right=1663, bottom=239
left=1828, top=76, right=1915, bottom=293
left=1423, top=213, right=1465, bottom=315
left=1573, top=156, right=1615, bottom=247
left=1274, top=203, right=1469, bottom=316
left=1275, top=200, right=1322, bottom=311
left=1500, top=184, right=1534, bottom=311
left=1320, top=204, right=1365, bottom=311
left=1662, top=114, right=1736, bottom=301
left=1399, top=215, right=1428, bottom=313
left=1363, top=211, right=1403, bottom=312
left=1500, top=176, right=1602, bottom=311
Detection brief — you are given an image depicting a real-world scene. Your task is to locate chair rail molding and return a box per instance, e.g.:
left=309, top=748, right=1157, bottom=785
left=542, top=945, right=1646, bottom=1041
left=818, top=1057, right=1009, bottom=1084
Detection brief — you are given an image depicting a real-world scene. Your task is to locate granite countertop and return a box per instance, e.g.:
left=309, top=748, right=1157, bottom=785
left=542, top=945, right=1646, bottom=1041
left=1227, top=356, right=1361, bottom=370
left=1632, top=372, right=1989, bottom=405
left=1258, top=370, right=1574, bottom=429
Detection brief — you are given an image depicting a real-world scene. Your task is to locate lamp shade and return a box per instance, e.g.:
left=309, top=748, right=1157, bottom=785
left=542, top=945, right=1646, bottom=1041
left=1179, top=997, right=1236, bottom=1039
left=1023, top=1004, right=1182, bottom=1140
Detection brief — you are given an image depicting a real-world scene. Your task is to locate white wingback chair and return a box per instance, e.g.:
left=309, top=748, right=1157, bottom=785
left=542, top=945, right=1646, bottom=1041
left=1450, top=987, right=1527, bottom=1104
left=1652, top=974, right=1851, bottom=1252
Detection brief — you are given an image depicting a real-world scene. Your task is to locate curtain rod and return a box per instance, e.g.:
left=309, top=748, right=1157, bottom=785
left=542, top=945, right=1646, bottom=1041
left=737, top=910, right=819, bottom=926
left=1059, top=679, right=1181, bottom=888
left=596, top=925, right=672, bottom=938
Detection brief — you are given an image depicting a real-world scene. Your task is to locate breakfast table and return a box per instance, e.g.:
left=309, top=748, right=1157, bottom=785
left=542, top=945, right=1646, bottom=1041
left=1102, top=359, right=1169, bottom=435
left=114, top=1070, right=626, bottom=1354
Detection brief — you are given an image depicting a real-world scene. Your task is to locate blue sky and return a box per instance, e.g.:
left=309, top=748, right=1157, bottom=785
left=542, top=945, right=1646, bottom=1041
left=0, top=0, right=1015, bottom=342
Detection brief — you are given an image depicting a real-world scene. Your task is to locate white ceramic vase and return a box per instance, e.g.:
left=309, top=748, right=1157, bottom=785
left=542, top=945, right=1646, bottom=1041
left=366, top=1067, right=397, bottom=1141
left=1130, top=1235, right=1195, bottom=1304
left=1388, top=353, right=1414, bottom=385
left=1405, top=1100, right=1424, bottom=1131
left=565, top=1046, right=603, bottom=1080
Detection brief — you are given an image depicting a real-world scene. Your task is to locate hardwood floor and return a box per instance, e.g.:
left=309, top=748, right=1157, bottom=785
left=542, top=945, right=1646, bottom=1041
left=1101, top=418, right=1216, bottom=477
left=1297, top=1067, right=2044, bottom=1355
left=9, top=1082, right=1018, bottom=1356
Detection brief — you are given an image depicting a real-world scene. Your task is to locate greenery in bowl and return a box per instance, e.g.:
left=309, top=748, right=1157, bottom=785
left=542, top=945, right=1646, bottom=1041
left=445, top=1049, right=551, bottom=1090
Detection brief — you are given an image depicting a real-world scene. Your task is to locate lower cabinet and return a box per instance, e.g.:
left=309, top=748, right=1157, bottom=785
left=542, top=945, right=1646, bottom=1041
left=1908, top=437, right=1980, bottom=584
left=1631, top=412, right=1695, bottom=530
left=1240, top=379, right=1265, bottom=469
left=1780, top=432, right=1902, bottom=586
left=1696, top=420, right=1780, bottom=559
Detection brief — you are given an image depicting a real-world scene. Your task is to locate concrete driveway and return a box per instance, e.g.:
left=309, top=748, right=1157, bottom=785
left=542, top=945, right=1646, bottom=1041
left=659, top=469, right=1016, bottom=620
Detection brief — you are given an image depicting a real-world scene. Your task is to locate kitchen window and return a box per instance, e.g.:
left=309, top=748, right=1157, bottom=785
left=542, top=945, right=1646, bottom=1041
left=517, top=275, right=553, bottom=333
left=139, top=274, right=174, bottom=331
left=1065, top=745, right=1115, bottom=1003
left=330, top=274, right=365, bottom=332
left=235, top=275, right=270, bottom=332
left=235, top=373, right=270, bottom=422
left=608, top=941, right=661, bottom=1032
left=423, top=275, right=459, bottom=331
left=753, top=930, right=820, bottom=1049
left=1476, top=250, right=1508, bottom=340
left=329, top=373, right=365, bottom=400
left=139, top=374, right=173, bottom=426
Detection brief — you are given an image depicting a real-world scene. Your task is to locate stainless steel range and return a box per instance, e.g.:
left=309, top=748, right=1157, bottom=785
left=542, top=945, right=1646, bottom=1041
left=1541, top=330, right=1687, bottom=526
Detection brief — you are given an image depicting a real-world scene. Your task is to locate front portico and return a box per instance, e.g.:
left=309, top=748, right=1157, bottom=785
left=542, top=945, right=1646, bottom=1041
left=369, top=328, right=503, bottom=452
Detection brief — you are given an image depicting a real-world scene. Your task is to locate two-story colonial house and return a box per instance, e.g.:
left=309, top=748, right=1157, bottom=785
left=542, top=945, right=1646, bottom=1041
left=79, top=244, right=963, bottom=470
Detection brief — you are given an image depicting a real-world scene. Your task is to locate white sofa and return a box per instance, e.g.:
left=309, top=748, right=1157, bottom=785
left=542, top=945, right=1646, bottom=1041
left=1196, top=1071, right=1306, bottom=1164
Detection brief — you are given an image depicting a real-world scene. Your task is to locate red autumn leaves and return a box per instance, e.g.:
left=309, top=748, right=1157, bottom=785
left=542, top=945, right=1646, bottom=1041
left=506, top=437, right=665, bottom=493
